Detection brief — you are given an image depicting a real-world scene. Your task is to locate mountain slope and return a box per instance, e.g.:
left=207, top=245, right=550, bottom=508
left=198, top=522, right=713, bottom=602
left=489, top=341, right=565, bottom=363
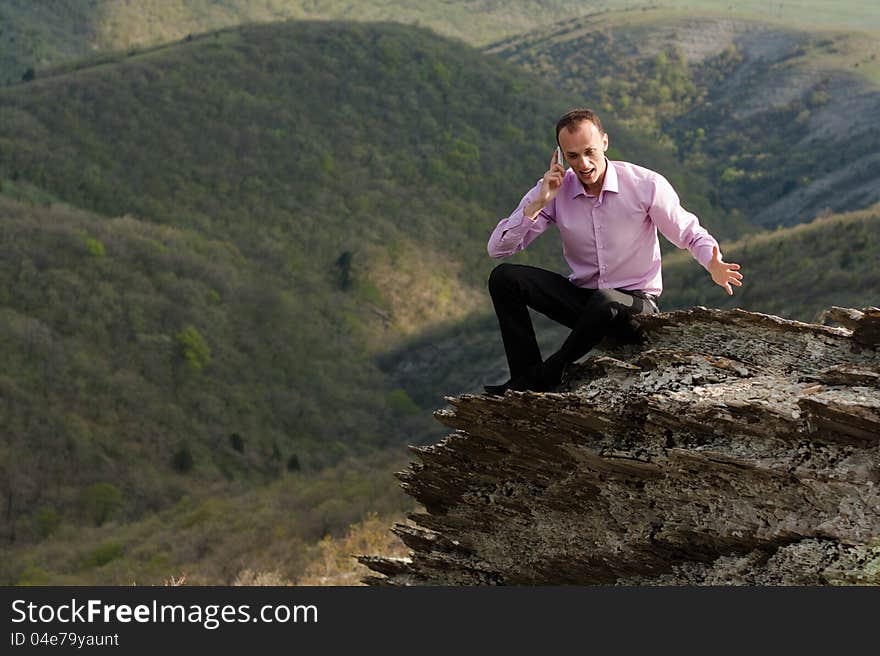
left=0, top=20, right=578, bottom=340
left=0, top=193, right=394, bottom=534
left=1, top=16, right=745, bottom=352
left=0, top=443, right=412, bottom=585
left=0, top=0, right=616, bottom=83
left=0, top=20, right=569, bottom=543
left=5, top=1, right=880, bottom=85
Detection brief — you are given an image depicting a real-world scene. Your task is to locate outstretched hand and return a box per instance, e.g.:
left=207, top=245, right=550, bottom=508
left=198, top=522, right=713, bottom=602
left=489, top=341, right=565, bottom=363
left=709, top=246, right=743, bottom=296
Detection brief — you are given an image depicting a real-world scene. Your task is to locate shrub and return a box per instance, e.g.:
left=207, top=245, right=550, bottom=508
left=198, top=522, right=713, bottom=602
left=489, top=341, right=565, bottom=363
left=17, top=564, right=50, bottom=585
left=85, top=237, right=106, bottom=257
left=175, top=325, right=211, bottom=371
left=172, top=446, right=195, bottom=473
left=80, top=483, right=123, bottom=526
left=83, top=541, right=124, bottom=568
left=386, top=388, right=420, bottom=417
left=35, top=506, right=61, bottom=538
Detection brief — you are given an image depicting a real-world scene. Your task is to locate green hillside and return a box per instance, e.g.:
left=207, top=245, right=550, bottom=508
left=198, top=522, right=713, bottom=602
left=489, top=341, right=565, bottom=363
left=0, top=20, right=579, bottom=342
left=489, top=8, right=880, bottom=228
left=5, top=1, right=880, bottom=85
left=0, top=20, right=579, bottom=550
left=0, top=0, right=617, bottom=84
left=0, top=443, right=412, bottom=585
left=0, top=192, right=392, bottom=519
left=5, top=2, right=876, bottom=233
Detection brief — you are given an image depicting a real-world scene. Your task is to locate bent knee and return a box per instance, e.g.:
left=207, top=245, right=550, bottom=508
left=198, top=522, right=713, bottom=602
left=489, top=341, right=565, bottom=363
left=588, top=293, right=624, bottom=322
left=488, top=262, right=518, bottom=291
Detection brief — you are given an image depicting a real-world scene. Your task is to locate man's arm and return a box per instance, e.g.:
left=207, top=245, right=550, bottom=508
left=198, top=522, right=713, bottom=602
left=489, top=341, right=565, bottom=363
left=487, top=151, right=565, bottom=258
left=649, top=174, right=743, bottom=295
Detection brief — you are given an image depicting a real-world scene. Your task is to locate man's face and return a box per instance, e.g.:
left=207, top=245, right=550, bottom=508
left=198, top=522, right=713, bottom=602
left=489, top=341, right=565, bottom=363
left=558, top=120, right=609, bottom=191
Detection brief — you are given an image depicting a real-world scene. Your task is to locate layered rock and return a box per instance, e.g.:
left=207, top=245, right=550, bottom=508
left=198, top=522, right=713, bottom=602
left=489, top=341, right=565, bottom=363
left=360, top=306, right=880, bottom=585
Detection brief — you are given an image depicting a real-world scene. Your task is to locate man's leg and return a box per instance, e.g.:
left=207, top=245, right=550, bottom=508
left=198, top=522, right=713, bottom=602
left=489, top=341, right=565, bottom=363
left=538, top=289, right=658, bottom=388
left=487, top=263, right=586, bottom=383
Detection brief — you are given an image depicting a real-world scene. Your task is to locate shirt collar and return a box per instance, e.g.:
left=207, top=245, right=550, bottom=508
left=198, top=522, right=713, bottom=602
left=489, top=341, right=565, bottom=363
left=571, top=158, right=618, bottom=199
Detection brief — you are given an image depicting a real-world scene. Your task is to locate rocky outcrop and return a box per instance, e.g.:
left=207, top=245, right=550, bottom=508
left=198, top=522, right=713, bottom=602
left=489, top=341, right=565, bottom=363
left=360, top=306, right=880, bottom=585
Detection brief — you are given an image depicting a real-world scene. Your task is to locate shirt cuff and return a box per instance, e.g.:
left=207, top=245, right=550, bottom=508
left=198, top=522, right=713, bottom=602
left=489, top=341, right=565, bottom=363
left=696, top=243, right=718, bottom=271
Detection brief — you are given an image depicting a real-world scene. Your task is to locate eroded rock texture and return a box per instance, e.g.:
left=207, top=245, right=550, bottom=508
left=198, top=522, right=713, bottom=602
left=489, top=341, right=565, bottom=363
left=361, top=307, right=880, bottom=585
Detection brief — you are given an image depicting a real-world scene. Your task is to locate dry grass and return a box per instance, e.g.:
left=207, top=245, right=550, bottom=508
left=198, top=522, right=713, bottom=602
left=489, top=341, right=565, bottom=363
left=227, top=511, right=415, bottom=587
left=294, top=512, right=413, bottom=586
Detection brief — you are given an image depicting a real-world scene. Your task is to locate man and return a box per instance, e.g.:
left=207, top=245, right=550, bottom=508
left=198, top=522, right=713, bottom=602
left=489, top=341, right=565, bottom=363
left=484, top=108, right=743, bottom=395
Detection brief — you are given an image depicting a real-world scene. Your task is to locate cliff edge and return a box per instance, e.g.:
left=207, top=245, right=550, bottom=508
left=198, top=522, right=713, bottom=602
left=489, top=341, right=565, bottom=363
left=361, top=306, right=880, bottom=585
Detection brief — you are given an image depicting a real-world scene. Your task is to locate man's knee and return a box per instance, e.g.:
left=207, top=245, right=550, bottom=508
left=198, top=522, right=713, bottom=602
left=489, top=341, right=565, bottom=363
left=586, top=291, right=622, bottom=322
left=488, top=262, right=519, bottom=294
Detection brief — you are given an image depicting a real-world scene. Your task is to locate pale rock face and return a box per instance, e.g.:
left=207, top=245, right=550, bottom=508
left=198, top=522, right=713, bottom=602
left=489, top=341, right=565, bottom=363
left=361, top=306, right=880, bottom=585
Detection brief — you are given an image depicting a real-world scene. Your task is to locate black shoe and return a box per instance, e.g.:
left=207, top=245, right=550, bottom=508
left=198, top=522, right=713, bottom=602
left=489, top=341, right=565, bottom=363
left=540, top=353, right=569, bottom=389
left=508, top=372, right=543, bottom=392
left=483, top=372, right=546, bottom=396
left=483, top=372, right=538, bottom=395
left=483, top=381, right=511, bottom=396
left=483, top=355, right=572, bottom=396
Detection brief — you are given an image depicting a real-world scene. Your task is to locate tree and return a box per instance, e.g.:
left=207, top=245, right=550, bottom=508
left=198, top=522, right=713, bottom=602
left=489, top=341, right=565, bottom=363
left=172, top=446, right=194, bottom=473
left=175, top=325, right=211, bottom=371
left=335, top=251, right=354, bottom=290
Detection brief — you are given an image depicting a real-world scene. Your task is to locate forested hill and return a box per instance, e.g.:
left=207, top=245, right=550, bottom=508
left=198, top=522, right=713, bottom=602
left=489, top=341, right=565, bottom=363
left=0, top=20, right=563, bottom=544
left=4, top=0, right=880, bottom=86
left=0, top=0, right=610, bottom=84
left=0, top=19, right=565, bottom=341
left=8, top=3, right=879, bottom=231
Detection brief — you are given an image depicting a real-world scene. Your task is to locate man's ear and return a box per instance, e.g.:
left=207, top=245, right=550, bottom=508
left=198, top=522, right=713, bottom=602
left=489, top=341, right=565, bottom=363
left=602, top=133, right=609, bottom=152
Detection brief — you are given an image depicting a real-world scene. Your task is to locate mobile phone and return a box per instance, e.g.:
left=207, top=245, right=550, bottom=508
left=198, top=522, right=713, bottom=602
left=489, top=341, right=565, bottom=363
left=556, top=146, right=565, bottom=168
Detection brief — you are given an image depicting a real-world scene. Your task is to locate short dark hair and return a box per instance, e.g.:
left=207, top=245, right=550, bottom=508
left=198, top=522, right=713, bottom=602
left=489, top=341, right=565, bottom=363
left=555, top=108, right=604, bottom=145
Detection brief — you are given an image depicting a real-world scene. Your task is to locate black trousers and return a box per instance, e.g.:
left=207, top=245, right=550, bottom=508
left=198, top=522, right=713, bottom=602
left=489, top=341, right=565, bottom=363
left=488, top=263, right=660, bottom=380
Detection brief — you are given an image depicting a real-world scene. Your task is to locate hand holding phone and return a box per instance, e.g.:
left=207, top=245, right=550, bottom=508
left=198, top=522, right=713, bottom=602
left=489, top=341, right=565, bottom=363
left=527, top=149, right=566, bottom=215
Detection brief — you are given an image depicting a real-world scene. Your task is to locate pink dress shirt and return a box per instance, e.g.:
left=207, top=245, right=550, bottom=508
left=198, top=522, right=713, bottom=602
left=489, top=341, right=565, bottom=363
left=487, top=159, right=719, bottom=295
